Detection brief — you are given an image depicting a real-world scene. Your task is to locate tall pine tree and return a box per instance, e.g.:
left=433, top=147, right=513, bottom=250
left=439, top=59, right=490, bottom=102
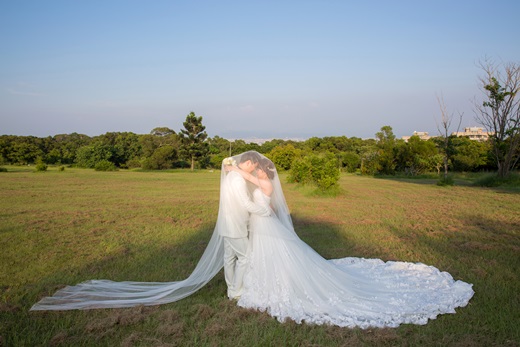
left=179, top=112, right=208, bottom=170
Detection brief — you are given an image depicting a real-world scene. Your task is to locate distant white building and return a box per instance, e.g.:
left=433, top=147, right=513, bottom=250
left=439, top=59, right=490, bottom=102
left=401, top=131, right=433, bottom=142
left=401, top=127, right=493, bottom=142
left=451, top=127, right=493, bottom=141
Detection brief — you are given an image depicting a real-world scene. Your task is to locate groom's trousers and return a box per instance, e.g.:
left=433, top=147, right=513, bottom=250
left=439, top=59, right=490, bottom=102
left=223, top=236, right=249, bottom=299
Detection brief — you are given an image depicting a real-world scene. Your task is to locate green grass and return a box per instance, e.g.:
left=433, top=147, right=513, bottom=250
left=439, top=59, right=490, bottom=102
left=1, top=167, right=519, bottom=346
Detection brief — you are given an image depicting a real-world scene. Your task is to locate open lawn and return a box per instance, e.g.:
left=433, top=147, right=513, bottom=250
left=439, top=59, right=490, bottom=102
left=1, top=167, right=519, bottom=346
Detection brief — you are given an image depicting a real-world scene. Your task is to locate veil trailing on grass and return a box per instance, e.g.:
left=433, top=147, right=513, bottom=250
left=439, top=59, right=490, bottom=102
left=30, top=229, right=224, bottom=310
left=30, top=151, right=275, bottom=310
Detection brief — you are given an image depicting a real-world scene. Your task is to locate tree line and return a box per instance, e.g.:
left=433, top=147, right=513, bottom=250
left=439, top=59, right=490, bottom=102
left=1, top=59, right=518, bottom=180
left=0, top=120, right=499, bottom=175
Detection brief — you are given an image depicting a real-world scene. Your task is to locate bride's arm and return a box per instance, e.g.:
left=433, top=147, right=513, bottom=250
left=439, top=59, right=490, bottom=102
left=226, top=166, right=273, bottom=196
left=260, top=180, right=273, bottom=196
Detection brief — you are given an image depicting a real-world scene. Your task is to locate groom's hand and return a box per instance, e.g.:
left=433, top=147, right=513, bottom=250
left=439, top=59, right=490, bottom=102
left=225, top=165, right=238, bottom=172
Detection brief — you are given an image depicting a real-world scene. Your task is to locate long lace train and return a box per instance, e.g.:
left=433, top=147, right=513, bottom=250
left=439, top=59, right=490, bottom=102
left=237, top=190, right=474, bottom=328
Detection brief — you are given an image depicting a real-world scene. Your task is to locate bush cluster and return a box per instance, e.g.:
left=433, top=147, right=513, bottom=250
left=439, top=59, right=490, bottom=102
left=94, top=160, right=118, bottom=171
left=34, top=158, right=48, bottom=172
left=288, top=153, right=340, bottom=192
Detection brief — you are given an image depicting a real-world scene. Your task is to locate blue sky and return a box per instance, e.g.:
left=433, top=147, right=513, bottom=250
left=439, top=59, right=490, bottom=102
left=1, top=1, right=519, bottom=139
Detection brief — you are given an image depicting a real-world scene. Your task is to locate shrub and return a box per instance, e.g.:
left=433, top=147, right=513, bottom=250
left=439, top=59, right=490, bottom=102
left=94, top=160, right=117, bottom=171
left=34, top=158, right=48, bottom=172
left=289, top=153, right=340, bottom=192
left=0, top=167, right=7, bottom=172
left=288, top=158, right=311, bottom=185
left=58, top=166, right=65, bottom=172
left=125, top=159, right=141, bottom=169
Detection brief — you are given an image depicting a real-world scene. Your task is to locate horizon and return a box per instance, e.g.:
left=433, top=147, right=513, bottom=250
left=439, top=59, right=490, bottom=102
left=0, top=124, right=488, bottom=143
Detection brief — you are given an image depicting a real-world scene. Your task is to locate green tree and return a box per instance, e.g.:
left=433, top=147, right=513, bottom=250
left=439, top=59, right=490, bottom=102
left=360, top=148, right=380, bottom=175
left=52, top=133, right=92, bottom=165
left=313, top=137, right=338, bottom=153
left=260, top=139, right=296, bottom=153
left=450, top=136, right=490, bottom=172
left=224, top=139, right=261, bottom=155
left=75, top=144, right=112, bottom=168
left=341, top=152, right=361, bottom=173
left=141, top=145, right=177, bottom=170
left=474, top=59, right=520, bottom=178
left=375, top=125, right=397, bottom=174
left=429, top=153, right=445, bottom=175
left=302, top=137, right=322, bottom=152
left=179, top=112, right=209, bottom=170
left=269, top=144, right=301, bottom=170
left=206, top=136, right=232, bottom=169
left=139, top=129, right=180, bottom=168
left=0, top=136, right=11, bottom=164
left=93, top=132, right=142, bottom=167
left=9, top=138, right=42, bottom=165
left=207, top=136, right=231, bottom=155
left=139, top=134, right=161, bottom=159
left=344, top=137, right=366, bottom=154
left=396, top=136, right=438, bottom=175
left=327, top=136, right=353, bottom=152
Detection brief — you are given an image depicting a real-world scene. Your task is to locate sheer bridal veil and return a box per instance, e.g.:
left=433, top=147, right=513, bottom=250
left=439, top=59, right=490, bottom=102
left=30, top=151, right=285, bottom=310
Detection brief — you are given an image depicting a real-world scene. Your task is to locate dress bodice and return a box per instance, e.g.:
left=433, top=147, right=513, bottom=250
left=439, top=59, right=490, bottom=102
left=253, top=189, right=271, bottom=209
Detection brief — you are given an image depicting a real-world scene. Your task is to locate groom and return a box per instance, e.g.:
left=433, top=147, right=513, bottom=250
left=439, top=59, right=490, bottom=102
left=219, top=151, right=270, bottom=300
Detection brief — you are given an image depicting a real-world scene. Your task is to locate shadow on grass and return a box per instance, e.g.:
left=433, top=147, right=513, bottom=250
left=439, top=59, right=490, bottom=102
left=25, top=215, right=358, bottom=305
left=376, top=175, right=520, bottom=194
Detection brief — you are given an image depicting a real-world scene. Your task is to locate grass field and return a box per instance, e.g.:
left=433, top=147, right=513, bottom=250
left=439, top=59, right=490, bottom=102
left=1, top=166, right=519, bottom=346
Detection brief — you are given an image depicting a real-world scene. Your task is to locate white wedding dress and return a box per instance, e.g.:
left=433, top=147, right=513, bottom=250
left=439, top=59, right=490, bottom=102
left=238, top=189, right=474, bottom=328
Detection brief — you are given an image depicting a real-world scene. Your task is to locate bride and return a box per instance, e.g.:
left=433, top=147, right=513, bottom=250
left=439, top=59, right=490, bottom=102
left=226, top=156, right=473, bottom=327
left=31, top=151, right=474, bottom=329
